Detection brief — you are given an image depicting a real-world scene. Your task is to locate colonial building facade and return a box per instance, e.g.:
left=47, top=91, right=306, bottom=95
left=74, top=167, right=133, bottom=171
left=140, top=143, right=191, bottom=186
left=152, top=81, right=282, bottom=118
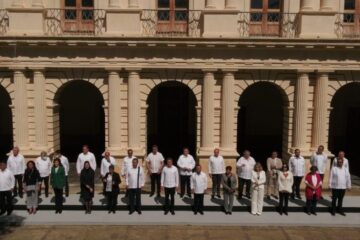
left=0, top=0, right=360, bottom=183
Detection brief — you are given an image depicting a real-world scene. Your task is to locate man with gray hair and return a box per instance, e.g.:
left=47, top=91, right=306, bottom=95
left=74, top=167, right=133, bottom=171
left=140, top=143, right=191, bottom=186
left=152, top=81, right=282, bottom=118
left=35, top=151, right=52, bottom=197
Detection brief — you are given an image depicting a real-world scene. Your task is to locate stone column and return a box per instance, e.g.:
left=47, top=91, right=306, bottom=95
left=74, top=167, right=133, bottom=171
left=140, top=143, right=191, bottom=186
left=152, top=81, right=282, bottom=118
left=32, top=0, right=44, bottom=7
left=225, top=0, right=237, bottom=9
left=320, top=0, right=336, bottom=11
left=311, top=71, right=331, bottom=149
left=220, top=71, right=236, bottom=149
left=201, top=71, right=215, bottom=150
left=128, top=0, right=139, bottom=8
left=13, top=70, right=29, bottom=148
left=206, top=0, right=216, bottom=8
left=33, top=70, right=47, bottom=149
left=292, top=71, right=310, bottom=150
left=300, top=0, right=315, bottom=11
left=127, top=70, right=141, bottom=149
left=108, top=71, right=123, bottom=149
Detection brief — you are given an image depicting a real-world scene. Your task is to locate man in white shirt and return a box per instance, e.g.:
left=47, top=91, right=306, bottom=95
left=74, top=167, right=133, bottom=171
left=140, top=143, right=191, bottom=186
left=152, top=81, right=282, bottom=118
left=76, top=145, right=97, bottom=175
left=0, top=161, right=15, bottom=216
left=177, top=148, right=196, bottom=198
left=146, top=145, right=164, bottom=197
left=35, top=151, right=52, bottom=197
left=101, top=151, right=116, bottom=195
left=289, top=149, right=305, bottom=199
left=54, top=150, right=70, bottom=197
left=161, top=158, right=179, bottom=215
left=208, top=148, right=225, bottom=199
left=122, top=149, right=137, bottom=197
left=310, top=145, right=328, bottom=181
left=329, top=157, right=351, bottom=216
left=332, top=151, right=350, bottom=171
left=7, top=147, right=26, bottom=198
left=266, top=151, right=283, bottom=200
left=191, top=164, right=207, bottom=215
left=126, top=158, right=144, bottom=215
left=236, top=150, right=256, bottom=199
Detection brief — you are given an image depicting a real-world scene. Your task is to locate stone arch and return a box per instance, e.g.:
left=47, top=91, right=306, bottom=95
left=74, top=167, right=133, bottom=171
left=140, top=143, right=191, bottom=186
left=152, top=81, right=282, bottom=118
left=0, top=80, right=13, bottom=159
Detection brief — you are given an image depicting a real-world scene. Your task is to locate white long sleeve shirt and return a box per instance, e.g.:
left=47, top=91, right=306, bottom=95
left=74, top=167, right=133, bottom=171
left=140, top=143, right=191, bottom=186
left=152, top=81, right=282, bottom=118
left=0, top=168, right=15, bottom=191
left=161, top=165, right=179, bottom=188
left=208, top=155, right=225, bottom=175
left=126, top=166, right=145, bottom=189
left=289, top=156, right=305, bottom=177
left=278, top=171, right=293, bottom=193
left=146, top=152, right=164, bottom=173
left=76, top=152, right=97, bottom=174
left=329, top=166, right=351, bottom=189
left=310, top=153, right=328, bottom=174
left=100, top=156, right=116, bottom=177
left=177, top=154, right=195, bottom=176
left=251, top=170, right=266, bottom=190
left=35, top=157, right=52, bottom=178
left=333, top=158, right=349, bottom=171
left=60, top=155, right=70, bottom=176
left=236, top=157, right=256, bottom=180
left=7, top=154, right=26, bottom=175
left=191, top=172, right=208, bottom=194
left=121, top=156, right=137, bottom=176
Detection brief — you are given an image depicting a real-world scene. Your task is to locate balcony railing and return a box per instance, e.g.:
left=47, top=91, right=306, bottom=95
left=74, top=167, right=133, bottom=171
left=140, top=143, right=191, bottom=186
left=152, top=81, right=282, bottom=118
left=335, top=13, right=360, bottom=38
left=44, top=9, right=106, bottom=36
left=141, top=9, right=202, bottom=38
left=239, top=12, right=299, bottom=38
left=0, top=10, right=9, bottom=36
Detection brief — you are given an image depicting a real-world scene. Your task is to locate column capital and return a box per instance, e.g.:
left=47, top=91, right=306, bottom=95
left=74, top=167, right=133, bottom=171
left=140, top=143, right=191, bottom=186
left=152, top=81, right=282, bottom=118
left=125, top=67, right=141, bottom=72
left=9, top=67, right=26, bottom=72
left=201, top=68, right=218, bottom=73
left=316, top=69, right=334, bottom=74
left=222, top=68, right=238, bottom=74
left=297, top=69, right=314, bottom=74
left=105, top=67, right=122, bottom=72
left=31, top=67, right=46, bottom=73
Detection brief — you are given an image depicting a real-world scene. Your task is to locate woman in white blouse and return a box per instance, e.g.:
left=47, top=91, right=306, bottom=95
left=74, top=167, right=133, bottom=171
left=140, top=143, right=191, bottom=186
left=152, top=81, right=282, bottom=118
left=278, top=163, right=293, bottom=215
left=251, top=163, right=266, bottom=215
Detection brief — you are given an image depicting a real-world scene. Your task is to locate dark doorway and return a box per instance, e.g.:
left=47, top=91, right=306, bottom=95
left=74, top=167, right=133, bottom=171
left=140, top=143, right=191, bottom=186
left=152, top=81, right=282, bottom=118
left=0, top=86, right=13, bottom=160
left=237, top=82, right=286, bottom=166
left=329, top=82, right=360, bottom=176
left=147, top=81, right=197, bottom=162
left=57, top=80, right=105, bottom=162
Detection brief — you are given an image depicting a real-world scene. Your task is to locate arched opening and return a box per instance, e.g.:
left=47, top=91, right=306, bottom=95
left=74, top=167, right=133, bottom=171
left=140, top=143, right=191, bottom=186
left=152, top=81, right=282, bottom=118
left=329, top=82, right=360, bottom=176
left=55, top=80, right=105, bottom=162
left=147, top=81, right=197, bottom=162
left=237, top=82, right=287, bottom=166
left=0, top=86, right=13, bottom=160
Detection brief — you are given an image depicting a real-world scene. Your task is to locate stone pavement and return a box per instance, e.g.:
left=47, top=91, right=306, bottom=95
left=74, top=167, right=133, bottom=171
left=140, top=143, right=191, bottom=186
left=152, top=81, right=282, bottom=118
left=1, top=194, right=359, bottom=227
left=1, top=225, right=360, bottom=240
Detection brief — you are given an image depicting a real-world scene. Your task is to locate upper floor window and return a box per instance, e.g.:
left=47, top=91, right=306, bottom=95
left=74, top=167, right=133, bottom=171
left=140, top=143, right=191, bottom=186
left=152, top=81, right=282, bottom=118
left=343, top=0, right=360, bottom=36
left=157, top=0, right=189, bottom=35
left=249, top=0, right=283, bottom=36
left=63, top=0, right=94, bottom=33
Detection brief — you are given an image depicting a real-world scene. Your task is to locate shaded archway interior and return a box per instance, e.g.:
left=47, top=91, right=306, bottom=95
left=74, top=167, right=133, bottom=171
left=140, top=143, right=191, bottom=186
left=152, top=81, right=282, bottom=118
left=0, top=86, right=13, bottom=160
left=147, top=81, right=197, bottom=162
left=329, top=82, right=360, bottom=176
left=56, top=80, right=105, bottom=162
left=237, top=82, right=286, bottom=167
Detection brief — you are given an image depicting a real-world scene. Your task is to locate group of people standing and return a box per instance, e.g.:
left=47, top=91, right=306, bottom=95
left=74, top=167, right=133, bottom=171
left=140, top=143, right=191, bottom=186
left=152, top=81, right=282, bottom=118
left=0, top=144, right=352, bottom=217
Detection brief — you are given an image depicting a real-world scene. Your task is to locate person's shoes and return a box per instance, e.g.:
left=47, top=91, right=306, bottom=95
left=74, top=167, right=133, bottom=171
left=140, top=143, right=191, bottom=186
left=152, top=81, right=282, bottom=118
left=157, top=194, right=161, bottom=198
left=216, top=194, right=221, bottom=198
left=171, top=211, right=175, bottom=215
left=180, top=194, right=184, bottom=199
left=129, top=210, right=134, bottom=215
left=320, top=196, right=324, bottom=200
left=211, top=195, right=215, bottom=199
left=290, top=195, right=295, bottom=200
left=225, top=212, right=228, bottom=215
left=187, top=194, right=192, bottom=198
left=338, top=210, right=346, bottom=216
left=149, top=193, right=154, bottom=197
left=273, top=196, right=279, bottom=200
left=199, top=211, right=204, bottom=215
left=266, top=196, right=271, bottom=200
left=164, top=211, right=169, bottom=215
left=6, top=211, right=12, bottom=216
left=284, top=211, right=288, bottom=216
left=279, top=211, right=283, bottom=216
left=19, top=195, right=23, bottom=199
left=245, top=195, right=251, bottom=199
left=194, top=211, right=197, bottom=215
left=229, top=212, right=232, bottom=215
left=306, top=211, right=311, bottom=215
left=237, top=196, right=242, bottom=200
left=296, top=195, right=302, bottom=200
left=112, top=211, right=116, bottom=214
left=55, top=210, right=59, bottom=214
left=137, top=210, right=142, bottom=215
left=108, top=211, right=111, bottom=214
left=312, top=211, right=317, bottom=216
left=59, top=210, right=62, bottom=214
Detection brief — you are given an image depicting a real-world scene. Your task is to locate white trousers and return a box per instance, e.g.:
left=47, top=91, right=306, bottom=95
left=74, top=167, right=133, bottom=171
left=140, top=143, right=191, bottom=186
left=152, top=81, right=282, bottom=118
left=251, top=187, right=264, bottom=215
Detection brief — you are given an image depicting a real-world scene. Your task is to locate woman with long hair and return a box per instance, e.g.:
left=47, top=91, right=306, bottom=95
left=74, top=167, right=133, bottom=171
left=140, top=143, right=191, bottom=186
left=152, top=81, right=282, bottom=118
left=80, top=161, right=95, bottom=214
left=50, top=158, right=66, bottom=214
left=251, top=162, right=266, bottom=215
left=23, top=160, right=41, bottom=214
left=278, top=163, right=293, bottom=215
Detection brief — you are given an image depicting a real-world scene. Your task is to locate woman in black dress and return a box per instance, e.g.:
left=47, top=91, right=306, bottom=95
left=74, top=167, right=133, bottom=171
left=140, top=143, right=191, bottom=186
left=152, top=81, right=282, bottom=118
left=80, top=161, right=95, bottom=214
left=23, top=161, right=41, bottom=214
